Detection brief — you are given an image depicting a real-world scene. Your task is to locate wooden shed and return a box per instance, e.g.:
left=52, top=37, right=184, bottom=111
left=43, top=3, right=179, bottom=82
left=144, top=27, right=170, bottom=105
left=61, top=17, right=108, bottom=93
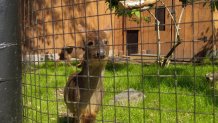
left=113, top=0, right=218, bottom=61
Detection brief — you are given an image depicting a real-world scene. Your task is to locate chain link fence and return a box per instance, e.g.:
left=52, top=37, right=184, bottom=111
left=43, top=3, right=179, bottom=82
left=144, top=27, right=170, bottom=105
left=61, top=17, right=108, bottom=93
left=21, top=0, right=217, bottom=122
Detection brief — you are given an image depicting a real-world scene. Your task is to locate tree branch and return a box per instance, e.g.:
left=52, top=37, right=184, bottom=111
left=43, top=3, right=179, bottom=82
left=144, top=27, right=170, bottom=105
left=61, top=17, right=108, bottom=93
left=148, top=10, right=161, bottom=60
left=160, top=3, right=185, bottom=67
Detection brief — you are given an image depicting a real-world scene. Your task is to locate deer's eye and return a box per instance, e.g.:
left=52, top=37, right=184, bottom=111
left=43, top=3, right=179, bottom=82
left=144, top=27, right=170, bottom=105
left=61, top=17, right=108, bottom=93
left=104, top=40, right=108, bottom=45
left=87, top=41, right=93, bottom=46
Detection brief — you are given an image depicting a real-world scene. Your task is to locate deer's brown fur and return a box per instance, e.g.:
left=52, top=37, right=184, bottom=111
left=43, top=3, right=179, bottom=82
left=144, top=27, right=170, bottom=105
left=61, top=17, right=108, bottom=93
left=64, top=31, right=109, bottom=123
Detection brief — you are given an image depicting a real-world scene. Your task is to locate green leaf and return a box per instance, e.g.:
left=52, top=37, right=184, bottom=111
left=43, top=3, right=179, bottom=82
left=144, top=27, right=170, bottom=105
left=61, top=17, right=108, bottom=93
left=213, top=1, right=218, bottom=11
left=134, top=11, right=141, bottom=18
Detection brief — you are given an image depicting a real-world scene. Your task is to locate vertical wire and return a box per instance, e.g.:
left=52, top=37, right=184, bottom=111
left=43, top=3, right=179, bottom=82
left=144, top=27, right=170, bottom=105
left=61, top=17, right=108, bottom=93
left=124, top=2, right=131, bottom=122
left=72, top=0, right=80, bottom=121
left=57, top=0, right=67, bottom=121
left=124, top=1, right=131, bottom=121
left=40, top=5, right=44, bottom=123
left=41, top=2, right=50, bottom=122
left=84, top=0, right=89, bottom=88
left=30, top=1, right=39, bottom=122
left=108, top=0, right=117, bottom=122
left=68, top=0, right=74, bottom=122
left=28, top=0, right=34, bottom=122
left=172, top=1, right=179, bottom=122
left=127, top=47, right=131, bottom=123
left=138, top=0, right=146, bottom=122
left=122, top=14, right=125, bottom=56
left=71, top=0, right=78, bottom=71
left=155, top=0, right=162, bottom=122
left=65, top=0, right=71, bottom=122
left=126, top=26, right=131, bottom=123
left=210, top=0, right=216, bottom=122
left=84, top=0, right=91, bottom=122
left=30, top=69, right=33, bottom=123
left=20, top=0, right=24, bottom=121
left=191, top=1, right=196, bottom=122
left=25, top=0, right=29, bottom=121
left=96, top=0, right=103, bottom=122
left=51, top=0, right=58, bottom=121
left=110, top=0, right=118, bottom=123
left=33, top=1, right=38, bottom=122
left=22, top=0, right=27, bottom=122
left=170, top=0, right=174, bottom=51
left=37, top=2, right=43, bottom=122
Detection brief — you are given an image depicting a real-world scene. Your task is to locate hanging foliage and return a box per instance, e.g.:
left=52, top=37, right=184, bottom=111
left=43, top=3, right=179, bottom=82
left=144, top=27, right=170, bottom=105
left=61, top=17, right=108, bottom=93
left=106, top=0, right=217, bottom=15
left=211, top=1, right=218, bottom=11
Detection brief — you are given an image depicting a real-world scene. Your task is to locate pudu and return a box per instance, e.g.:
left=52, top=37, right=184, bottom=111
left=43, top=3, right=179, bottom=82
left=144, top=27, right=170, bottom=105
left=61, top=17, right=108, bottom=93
left=64, top=31, right=109, bottom=123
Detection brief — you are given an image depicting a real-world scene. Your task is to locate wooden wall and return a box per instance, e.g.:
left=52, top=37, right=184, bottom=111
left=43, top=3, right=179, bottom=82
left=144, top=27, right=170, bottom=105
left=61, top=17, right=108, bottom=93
left=21, top=0, right=114, bottom=55
left=21, top=0, right=217, bottom=61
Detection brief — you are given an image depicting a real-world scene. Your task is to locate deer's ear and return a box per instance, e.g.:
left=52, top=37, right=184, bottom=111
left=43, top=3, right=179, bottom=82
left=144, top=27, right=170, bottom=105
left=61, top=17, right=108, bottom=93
left=81, top=47, right=85, bottom=51
left=102, top=39, right=108, bottom=45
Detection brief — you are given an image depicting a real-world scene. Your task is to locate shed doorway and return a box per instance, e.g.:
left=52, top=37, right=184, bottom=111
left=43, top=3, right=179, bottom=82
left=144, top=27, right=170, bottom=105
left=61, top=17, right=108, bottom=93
left=126, top=30, right=139, bottom=55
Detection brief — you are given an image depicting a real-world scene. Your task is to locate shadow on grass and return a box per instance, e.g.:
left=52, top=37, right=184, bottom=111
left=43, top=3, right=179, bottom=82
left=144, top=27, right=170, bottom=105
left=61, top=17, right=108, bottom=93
left=106, top=62, right=130, bottom=71
left=142, top=65, right=209, bottom=92
left=37, top=61, right=80, bottom=69
left=105, top=62, right=210, bottom=93
left=58, top=116, right=74, bottom=123
left=206, top=89, right=218, bottom=107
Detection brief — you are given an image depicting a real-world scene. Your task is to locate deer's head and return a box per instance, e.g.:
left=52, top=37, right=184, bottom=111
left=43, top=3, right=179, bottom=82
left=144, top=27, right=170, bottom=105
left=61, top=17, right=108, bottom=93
left=83, top=31, right=109, bottom=61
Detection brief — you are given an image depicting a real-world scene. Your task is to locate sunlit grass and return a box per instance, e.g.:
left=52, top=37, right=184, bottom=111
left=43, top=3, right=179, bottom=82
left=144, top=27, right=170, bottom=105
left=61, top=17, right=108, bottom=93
left=22, top=61, right=218, bottom=123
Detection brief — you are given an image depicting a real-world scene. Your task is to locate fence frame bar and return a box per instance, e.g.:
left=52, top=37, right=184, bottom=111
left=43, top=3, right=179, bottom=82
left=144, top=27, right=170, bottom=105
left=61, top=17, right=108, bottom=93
left=0, top=0, right=22, bottom=122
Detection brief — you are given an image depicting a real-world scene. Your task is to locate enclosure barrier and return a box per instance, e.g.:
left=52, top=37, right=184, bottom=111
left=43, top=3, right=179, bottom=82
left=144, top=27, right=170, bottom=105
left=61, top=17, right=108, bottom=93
left=0, top=0, right=22, bottom=122
left=21, top=0, right=217, bottom=123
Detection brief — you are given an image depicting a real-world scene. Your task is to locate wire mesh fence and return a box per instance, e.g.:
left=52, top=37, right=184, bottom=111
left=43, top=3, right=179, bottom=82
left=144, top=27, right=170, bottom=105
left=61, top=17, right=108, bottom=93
left=21, top=0, right=218, bottom=122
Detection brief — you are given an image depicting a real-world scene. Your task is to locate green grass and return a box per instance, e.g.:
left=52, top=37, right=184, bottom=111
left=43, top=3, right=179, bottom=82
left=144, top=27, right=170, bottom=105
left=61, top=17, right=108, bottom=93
left=22, top=61, right=218, bottom=123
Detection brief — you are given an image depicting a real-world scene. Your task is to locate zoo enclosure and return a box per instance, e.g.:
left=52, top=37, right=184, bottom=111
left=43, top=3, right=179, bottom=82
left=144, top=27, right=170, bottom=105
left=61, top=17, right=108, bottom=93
left=21, top=0, right=218, bottom=123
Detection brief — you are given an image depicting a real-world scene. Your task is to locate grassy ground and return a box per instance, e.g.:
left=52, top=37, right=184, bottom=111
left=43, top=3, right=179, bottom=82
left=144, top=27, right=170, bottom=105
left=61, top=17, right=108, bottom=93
left=22, top=61, right=218, bottom=123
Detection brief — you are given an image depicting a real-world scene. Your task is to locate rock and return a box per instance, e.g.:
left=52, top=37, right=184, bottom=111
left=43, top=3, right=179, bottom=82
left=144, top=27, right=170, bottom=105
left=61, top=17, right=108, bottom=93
left=109, top=88, right=145, bottom=106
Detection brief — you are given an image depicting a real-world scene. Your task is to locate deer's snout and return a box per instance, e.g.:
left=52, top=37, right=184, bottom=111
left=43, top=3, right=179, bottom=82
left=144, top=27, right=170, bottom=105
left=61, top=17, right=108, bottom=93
left=96, top=49, right=106, bottom=59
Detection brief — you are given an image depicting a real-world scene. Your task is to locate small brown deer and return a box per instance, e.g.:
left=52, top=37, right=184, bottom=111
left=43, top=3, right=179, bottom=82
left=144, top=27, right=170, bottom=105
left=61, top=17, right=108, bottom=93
left=64, top=31, right=109, bottom=123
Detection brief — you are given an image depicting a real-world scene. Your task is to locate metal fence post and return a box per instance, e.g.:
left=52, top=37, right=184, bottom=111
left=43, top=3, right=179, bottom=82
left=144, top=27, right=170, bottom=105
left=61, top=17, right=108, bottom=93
left=0, top=0, right=22, bottom=123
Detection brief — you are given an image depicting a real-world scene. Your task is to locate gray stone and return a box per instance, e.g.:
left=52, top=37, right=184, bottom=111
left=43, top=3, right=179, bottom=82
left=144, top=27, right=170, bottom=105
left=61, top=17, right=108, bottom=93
left=109, top=88, right=145, bottom=106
